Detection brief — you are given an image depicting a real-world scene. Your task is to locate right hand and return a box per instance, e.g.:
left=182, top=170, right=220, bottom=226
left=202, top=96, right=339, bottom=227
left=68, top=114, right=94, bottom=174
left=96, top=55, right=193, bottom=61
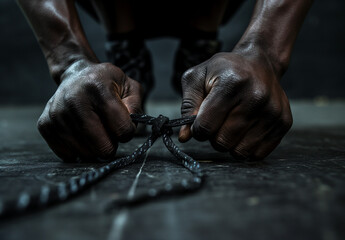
left=179, top=51, right=293, bottom=161
left=37, top=60, right=143, bottom=162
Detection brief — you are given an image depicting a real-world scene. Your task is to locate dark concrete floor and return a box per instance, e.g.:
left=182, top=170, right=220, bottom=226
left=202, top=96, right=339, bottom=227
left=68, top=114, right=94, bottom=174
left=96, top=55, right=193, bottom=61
left=0, top=101, right=344, bottom=240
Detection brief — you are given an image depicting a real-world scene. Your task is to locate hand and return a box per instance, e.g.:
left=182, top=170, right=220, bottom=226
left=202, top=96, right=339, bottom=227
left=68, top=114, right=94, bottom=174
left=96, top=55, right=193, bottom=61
left=37, top=60, right=142, bottom=162
left=179, top=50, right=293, bottom=160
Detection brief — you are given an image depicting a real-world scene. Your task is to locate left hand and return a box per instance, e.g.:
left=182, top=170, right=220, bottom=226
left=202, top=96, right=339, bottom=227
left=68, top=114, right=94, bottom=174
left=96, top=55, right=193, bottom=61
left=179, top=51, right=293, bottom=161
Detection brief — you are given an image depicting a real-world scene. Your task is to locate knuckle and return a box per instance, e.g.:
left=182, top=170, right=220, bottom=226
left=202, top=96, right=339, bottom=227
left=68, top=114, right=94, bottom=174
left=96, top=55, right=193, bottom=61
left=212, top=52, right=226, bottom=59
left=63, top=92, right=86, bottom=111
left=97, top=142, right=116, bottom=158
left=181, top=68, right=197, bottom=83
left=217, top=76, right=246, bottom=98
left=37, top=116, right=49, bottom=132
left=63, top=94, right=78, bottom=108
left=214, top=135, right=232, bottom=150
left=232, top=144, right=250, bottom=160
left=127, top=103, right=143, bottom=115
left=193, top=119, right=214, bottom=140
left=250, top=89, right=269, bottom=107
left=102, top=62, right=114, bottom=69
left=181, top=67, right=205, bottom=98
left=217, top=76, right=233, bottom=88
left=48, top=105, right=64, bottom=122
left=116, top=121, right=135, bottom=142
left=97, top=62, right=115, bottom=73
left=228, top=74, right=249, bottom=87
left=81, top=81, right=109, bottom=103
left=181, top=67, right=205, bottom=88
left=280, top=114, right=293, bottom=130
left=128, top=78, right=142, bottom=92
left=82, top=80, right=104, bottom=93
left=215, top=135, right=232, bottom=150
left=102, top=62, right=125, bottom=79
left=211, top=74, right=249, bottom=99
left=209, top=53, right=229, bottom=66
left=267, top=106, right=282, bottom=120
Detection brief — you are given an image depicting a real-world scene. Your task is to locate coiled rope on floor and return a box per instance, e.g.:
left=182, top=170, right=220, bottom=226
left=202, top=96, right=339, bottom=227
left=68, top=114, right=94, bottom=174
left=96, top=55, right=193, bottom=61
left=0, top=114, right=205, bottom=218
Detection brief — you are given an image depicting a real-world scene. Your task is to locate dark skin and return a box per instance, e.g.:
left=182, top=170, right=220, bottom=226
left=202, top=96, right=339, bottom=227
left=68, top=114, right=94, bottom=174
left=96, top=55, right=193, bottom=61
left=17, top=0, right=313, bottom=162
left=37, top=60, right=142, bottom=161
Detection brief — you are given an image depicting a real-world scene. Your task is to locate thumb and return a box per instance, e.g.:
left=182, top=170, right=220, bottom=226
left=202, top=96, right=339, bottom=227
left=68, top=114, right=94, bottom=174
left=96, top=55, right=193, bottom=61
left=179, top=69, right=205, bottom=143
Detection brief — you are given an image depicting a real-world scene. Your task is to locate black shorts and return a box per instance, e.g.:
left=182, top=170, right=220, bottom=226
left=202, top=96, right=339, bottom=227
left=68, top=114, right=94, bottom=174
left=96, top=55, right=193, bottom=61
left=76, top=0, right=245, bottom=39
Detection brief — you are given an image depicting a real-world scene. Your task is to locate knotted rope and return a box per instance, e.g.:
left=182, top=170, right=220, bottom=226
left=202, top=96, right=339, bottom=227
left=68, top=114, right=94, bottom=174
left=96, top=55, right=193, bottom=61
left=0, top=114, right=205, bottom=218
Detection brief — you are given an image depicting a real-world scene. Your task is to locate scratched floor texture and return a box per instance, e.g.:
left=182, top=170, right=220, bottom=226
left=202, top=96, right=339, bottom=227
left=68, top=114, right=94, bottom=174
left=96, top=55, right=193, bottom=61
left=0, top=101, right=344, bottom=240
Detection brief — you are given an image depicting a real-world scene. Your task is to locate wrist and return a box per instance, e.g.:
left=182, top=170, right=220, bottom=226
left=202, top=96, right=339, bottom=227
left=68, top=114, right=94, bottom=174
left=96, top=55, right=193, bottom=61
left=45, top=41, right=99, bottom=84
left=233, top=36, right=290, bottom=77
left=231, top=0, right=314, bottom=78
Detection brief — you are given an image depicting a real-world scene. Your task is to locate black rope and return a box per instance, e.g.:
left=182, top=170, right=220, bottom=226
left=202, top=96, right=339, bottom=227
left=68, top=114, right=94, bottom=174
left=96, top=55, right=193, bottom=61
left=0, top=114, right=204, bottom=219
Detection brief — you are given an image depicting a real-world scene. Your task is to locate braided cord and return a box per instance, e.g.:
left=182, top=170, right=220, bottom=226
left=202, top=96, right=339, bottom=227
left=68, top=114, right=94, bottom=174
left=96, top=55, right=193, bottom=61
left=0, top=114, right=202, bottom=218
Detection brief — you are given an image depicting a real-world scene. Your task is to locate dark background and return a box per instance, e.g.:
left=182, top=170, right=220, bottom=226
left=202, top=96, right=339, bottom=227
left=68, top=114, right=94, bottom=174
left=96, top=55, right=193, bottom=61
left=0, top=0, right=344, bottom=104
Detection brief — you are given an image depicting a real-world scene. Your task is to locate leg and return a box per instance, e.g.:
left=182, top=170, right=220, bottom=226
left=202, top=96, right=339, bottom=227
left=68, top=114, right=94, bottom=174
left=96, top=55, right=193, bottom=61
left=89, top=0, right=154, bottom=110
left=188, top=0, right=229, bottom=32
left=90, top=0, right=135, bottom=34
left=172, top=0, right=245, bottom=94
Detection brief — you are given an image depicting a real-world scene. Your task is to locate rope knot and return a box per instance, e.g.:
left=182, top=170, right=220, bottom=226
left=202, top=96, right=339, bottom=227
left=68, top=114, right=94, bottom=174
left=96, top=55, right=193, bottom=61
left=152, top=114, right=170, bottom=137
left=0, top=113, right=203, bottom=218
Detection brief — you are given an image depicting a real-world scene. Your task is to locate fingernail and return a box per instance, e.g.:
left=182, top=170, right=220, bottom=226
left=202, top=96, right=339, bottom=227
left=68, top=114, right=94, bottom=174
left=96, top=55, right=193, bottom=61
left=178, top=125, right=191, bottom=143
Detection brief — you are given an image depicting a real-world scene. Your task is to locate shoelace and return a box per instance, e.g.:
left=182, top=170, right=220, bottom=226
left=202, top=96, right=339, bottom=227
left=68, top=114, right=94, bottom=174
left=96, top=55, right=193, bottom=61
left=0, top=114, right=205, bottom=219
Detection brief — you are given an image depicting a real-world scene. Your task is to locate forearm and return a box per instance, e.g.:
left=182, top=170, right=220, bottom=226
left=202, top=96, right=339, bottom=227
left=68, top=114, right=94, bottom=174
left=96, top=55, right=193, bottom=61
left=17, top=0, right=98, bottom=84
left=233, top=0, right=313, bottom=76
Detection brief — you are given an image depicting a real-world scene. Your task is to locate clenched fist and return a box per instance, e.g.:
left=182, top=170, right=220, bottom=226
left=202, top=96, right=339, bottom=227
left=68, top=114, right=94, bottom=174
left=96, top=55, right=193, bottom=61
left=179, top=51, right=293, bottom=160
left=37, top=60, right=142, bottom=162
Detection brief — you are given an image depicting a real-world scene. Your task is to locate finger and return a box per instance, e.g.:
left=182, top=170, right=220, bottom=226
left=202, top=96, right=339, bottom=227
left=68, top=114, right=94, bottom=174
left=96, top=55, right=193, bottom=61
left=191, top=84, right=239, bottom=141
left=210, top=104, right=256, bottom=152
left=66, top=109, right=119, bottom=160
left=37, top=113, right=78, bottom=162
left=230, top=118, right=278, bottom=161
left=51, top=125, right=97, bottom=162
left=48, top=98, right=100, bottom=161
left=179, top=68, right=205, bottom=143
left=251, top=112, right=293, bottom=160
left=37, top=101, right=78, bottom=162
left=232, top=97, right=292, bottom=160
left=99, top=91, right=136, bottom=143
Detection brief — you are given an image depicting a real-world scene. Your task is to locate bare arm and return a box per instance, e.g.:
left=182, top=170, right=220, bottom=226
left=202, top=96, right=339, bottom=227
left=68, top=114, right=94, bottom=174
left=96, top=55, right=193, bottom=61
left=17, top=0, right=142, bottom=162
left=180, top=0, right=314, bottom=160
left=17, top=0, right=98, bottom=83
left=234, top=0, right=314, bottom=76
